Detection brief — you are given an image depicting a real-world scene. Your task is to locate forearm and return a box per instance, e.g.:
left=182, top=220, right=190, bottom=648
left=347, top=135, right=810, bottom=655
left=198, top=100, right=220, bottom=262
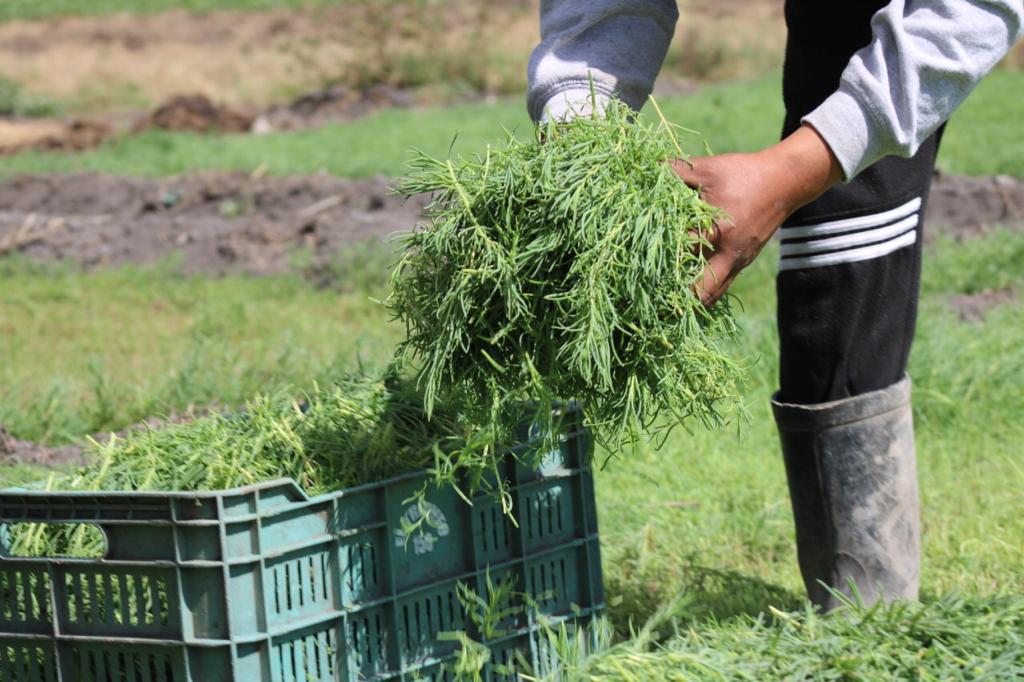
left=527, top=0, right=678, bottom=122
left=805, top=0, right=1024, bottom=180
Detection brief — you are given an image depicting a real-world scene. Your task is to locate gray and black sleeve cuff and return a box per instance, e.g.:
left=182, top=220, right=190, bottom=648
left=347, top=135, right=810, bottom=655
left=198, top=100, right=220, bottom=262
left=801, top=85, right=887, bottom=182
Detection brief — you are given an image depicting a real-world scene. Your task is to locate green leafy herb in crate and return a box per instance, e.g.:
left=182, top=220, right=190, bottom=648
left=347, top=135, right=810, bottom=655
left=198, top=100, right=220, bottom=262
left=6, top=365, right=581, bottom=559
left=0, top=414, right=603, bottom=682
left=7, top=366, right=467, bottom=557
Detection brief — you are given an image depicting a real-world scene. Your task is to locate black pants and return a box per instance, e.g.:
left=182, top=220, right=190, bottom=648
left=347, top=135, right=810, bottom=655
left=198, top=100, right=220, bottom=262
left=776, top=0, right=943, bottom=404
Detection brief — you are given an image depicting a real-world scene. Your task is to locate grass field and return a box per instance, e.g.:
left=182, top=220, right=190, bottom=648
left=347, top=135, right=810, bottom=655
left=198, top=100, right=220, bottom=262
left=3, top=71, right=1023, bottom=179
left=2, top=227, right=1021, bottom=676
left=4, top=222, right=1023, bottom=624
left=0, top=253, right=398, bottom=445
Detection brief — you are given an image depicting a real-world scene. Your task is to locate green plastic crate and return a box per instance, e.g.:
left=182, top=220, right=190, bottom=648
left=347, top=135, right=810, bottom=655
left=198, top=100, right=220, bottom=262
left=0, top=414, right=602, bottom=681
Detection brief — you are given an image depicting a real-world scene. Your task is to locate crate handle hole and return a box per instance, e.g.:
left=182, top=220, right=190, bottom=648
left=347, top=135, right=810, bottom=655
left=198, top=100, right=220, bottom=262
left=1, top=522, right=108, bottom=559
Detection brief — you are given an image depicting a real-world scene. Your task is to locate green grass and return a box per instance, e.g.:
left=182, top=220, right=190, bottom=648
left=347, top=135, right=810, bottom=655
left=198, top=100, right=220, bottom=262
left=1, top=226, right=1021, bottom=675
left=0, top=253, right=401, bottom=446
left=2, top=71, right=1021, bottom=178
left=939, top=69, right=1024, bottom=178
left=0, top=0, right=348, bottom=21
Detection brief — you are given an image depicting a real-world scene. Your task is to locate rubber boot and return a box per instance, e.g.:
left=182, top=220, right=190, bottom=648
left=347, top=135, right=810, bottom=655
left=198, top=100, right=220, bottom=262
left=771, top=376, right=920, bottom=611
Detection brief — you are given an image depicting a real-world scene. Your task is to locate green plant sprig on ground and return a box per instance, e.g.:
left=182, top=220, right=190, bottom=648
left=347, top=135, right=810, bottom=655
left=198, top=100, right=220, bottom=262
left=389, top=96, right=744, bottom=462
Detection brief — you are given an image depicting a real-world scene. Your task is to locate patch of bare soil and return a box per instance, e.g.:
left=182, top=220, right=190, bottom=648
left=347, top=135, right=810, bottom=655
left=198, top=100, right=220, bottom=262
left=252, top=84, right=415, bottom=133
left=0, top=171, right=1020, bottom=279
left=134, top=94, right=252, bottom=134
left=0, top=172, right=426, bottom=277
left=948, top=287, right=1018, bottom=323
left=0, top=426, right=85, bottom=469
left=927, top=172, right=1024, bottom=240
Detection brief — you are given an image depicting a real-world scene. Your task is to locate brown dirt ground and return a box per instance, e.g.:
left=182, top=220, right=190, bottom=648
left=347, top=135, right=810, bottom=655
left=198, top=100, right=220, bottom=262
left=0, top=172, right=428, bottom=277
left=1, top=171, right=1020, bottom=277
left=251, top=84, right=416, bottom=133
left=133, top=94, right=253, bottom=134
left=0, top=118, right=112, bottom=154
left=926, top=172, right=1024, bottom=241
left=1, top=426, right=84, bottom=469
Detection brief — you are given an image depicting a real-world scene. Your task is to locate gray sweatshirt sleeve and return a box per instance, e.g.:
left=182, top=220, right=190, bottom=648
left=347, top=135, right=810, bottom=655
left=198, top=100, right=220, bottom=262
left=526, top=0, right=678, bottom=123
left=528, top=0, right=1023, bottom=180
left=805, top=0, right=1024, bottom=180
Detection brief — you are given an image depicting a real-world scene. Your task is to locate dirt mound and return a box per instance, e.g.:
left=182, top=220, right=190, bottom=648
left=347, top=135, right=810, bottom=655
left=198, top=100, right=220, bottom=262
left=135, top=94, right=253, bottom=134
left=927, top=172, right=1024, bottom=240
left=0, top=86, right=412, bottom=156
left=253, top=84, right=414, bottom=133
left=0, top=118, right=111, bottom=155
left=0, top=172, right=426, bottom=277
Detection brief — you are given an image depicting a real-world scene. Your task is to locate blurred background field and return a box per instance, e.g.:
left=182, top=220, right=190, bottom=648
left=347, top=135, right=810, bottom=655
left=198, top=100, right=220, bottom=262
left=2, top=0, right=1023, bottom=677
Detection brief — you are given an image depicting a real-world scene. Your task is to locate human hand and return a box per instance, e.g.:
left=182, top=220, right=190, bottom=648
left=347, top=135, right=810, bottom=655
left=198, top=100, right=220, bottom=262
left=671, top=125, right=844, bottom=306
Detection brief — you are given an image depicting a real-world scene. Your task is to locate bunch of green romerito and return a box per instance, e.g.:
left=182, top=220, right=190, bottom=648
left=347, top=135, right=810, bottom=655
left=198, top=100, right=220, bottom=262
left=10, top=367, right=473, bottom=556
left=389, top=97, right=743, bottom=453
left=52, top=367, right=459, bottom=495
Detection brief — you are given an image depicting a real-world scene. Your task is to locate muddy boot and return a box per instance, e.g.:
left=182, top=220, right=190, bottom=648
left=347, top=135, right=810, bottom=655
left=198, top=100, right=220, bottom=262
left=771, top=376, right=920, bottom=611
